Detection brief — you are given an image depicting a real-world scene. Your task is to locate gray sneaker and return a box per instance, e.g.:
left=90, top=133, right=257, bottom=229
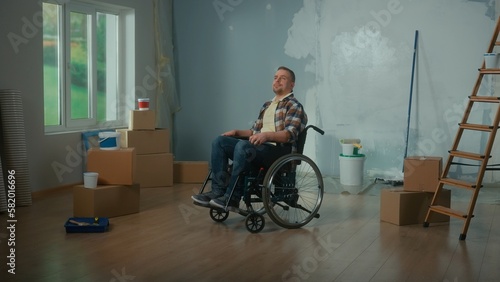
left=192, top=191, right=222, bottom=205
left=209, top=195, right=240, bottom=212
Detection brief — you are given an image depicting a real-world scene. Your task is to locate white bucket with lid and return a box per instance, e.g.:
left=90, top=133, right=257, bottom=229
left=339, top=154, right=366, bottom=186
left=98, top=131, right=121, bottom=150
left=83, top=172, right=98, bottom=188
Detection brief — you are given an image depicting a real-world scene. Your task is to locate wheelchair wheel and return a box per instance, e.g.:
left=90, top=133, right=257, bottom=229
left=245, top=213, right=265, bottom=233
left=262, top=153, right=323, bottom=229
left=209, top=208, right=229, bottom=222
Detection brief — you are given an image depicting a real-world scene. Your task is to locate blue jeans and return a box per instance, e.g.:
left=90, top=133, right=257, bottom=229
left=210, top=136, right=291, bottom=200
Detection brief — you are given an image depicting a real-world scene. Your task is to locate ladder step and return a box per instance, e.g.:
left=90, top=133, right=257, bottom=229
left=429, top=205, right=469, bottom=219
left=459, top=123, right=494, bottom=132
left=449, top=150, right=487, bottom=161
left=479, top=69, right=500, bottom=74
left=440, top=177, right=477, bottom=190
left=468, top=95, right=500, bottom=102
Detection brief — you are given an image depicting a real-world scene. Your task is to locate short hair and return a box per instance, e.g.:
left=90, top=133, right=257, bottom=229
left=277, top=66, right=295, bottom=83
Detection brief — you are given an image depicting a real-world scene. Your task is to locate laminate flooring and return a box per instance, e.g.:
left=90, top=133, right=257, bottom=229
left=1, top=178, right=499, bottom=282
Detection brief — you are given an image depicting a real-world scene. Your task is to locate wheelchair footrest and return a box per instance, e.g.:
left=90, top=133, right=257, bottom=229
left=193, top=200, right=238, bottom=212
left=193, top=201, right=211, bottom=208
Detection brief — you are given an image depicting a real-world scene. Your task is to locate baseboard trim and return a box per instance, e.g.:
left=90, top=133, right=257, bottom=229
left=32, top=183, right=80, bottom=199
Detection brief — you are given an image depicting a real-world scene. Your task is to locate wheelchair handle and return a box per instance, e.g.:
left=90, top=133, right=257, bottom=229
left=306, top=125, right=324, bottom=135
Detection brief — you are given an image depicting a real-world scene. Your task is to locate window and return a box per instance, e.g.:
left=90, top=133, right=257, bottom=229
left=43, top=1, right=134, bottom=133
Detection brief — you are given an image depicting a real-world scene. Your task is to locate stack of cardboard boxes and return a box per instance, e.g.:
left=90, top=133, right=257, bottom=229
left=380, top=156, right=451, bottom=225
left=73, top=108, right=210, bottom=218
left=117, top=110, right=173, bottom=188
left=73, top=109, right=171, bottom=218
left=74, top=147, right=140, bottom=218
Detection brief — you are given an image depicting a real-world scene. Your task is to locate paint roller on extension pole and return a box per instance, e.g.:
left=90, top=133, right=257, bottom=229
left=376, top=30, right=419, bottom=186
left=403, top=30, right=418, bottom=171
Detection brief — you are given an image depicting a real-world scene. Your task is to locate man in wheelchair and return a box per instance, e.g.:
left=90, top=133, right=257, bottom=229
left=191, top=66, right=308, bottom=211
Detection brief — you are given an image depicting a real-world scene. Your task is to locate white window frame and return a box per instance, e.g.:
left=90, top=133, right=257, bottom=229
left=44, top=0, right=134, bottom=134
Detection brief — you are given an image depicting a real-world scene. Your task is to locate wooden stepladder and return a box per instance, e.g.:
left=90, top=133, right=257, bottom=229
left=423, top=17, right=500, bottom=240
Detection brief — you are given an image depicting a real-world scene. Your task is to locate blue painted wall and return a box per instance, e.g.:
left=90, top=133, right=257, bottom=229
left=173, top=0, right=499, bottom=183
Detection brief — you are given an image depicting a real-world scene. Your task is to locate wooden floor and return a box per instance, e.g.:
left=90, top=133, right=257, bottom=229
left=1, top=179, right=499, bottom=282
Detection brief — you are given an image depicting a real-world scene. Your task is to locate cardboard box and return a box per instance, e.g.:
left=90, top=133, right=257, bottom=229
left=129, top=110, right=156, bottom=130
left=73, top=184, right=140, bottom=218
left=380, top=188, right=451, bottom=226
left=137, top=153, right=173, bottom=187
left=87, top=148, right=136, bottom=185
left=174, top=161, right=209, bottom=183
left=117, top=129, right=170, bottom=154
left=403, top=156, right=442, bottom=192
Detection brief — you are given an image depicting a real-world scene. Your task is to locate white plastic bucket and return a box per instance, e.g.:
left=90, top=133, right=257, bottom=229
left=83, top=172, right=98, bottom=188
left=339, top=155, right=365, bottom=186
left=484, top=53, right=499, bottom=69
left=341, top=144, right=354, bottom=156
left=98, top=131, right=121, bottom=150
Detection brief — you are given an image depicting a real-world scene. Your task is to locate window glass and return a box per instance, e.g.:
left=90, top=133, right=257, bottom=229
left=69, top=11, right=90, bottom=120
left=43, top=3, right=61, bottom=126
left=96, top=12, right=119, bottom=122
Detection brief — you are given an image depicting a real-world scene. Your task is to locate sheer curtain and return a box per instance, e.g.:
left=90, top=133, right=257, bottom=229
left=153, top=0, right=181, bottom=150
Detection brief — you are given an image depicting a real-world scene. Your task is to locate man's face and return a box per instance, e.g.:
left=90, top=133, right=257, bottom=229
left=272, top=69, right=295, bottom=95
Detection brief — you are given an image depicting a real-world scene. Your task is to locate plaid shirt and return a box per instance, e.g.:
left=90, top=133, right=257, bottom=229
left=251, top=94, right=308, bottom=153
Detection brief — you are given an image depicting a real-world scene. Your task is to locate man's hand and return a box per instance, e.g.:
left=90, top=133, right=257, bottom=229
left=222, top=130, right=237, bottom=136
left=249, top=132, right=269, bottom=146
left=222, top=129, right=252, bottom=138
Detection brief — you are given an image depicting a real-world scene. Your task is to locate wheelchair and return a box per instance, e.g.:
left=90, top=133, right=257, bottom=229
left=194, top=125, right=325, bottom=233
